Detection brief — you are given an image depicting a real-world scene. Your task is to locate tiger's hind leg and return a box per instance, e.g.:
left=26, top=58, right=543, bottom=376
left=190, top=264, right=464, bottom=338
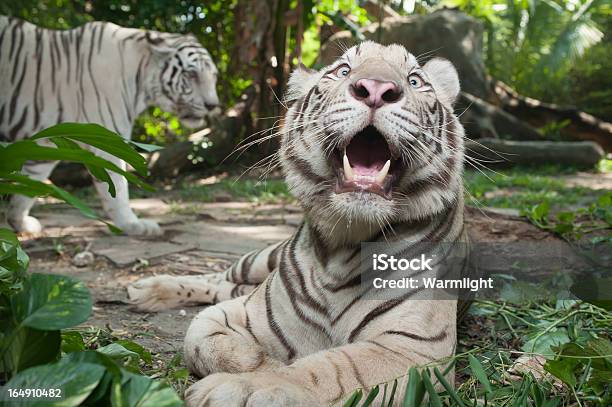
left=8, top=160, right=59, bottom=234
left=127, top=241, right=286, bottom=311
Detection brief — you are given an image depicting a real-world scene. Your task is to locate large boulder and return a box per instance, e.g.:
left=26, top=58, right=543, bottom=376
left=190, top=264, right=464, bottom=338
left=319, top=9, right=490, bottom=100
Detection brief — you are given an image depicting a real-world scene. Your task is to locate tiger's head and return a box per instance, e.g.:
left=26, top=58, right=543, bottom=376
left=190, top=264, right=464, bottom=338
left=146, top=32, right=220, bottom=128
left=280, top=41, right=465, bottom=245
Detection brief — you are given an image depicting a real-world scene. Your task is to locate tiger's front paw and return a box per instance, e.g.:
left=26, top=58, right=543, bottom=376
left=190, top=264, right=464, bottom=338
left=117, top=218, right=162, bottom=236
left=126, top=276, right=185, bottom=311
left=185, top=372, right=320, bottom=407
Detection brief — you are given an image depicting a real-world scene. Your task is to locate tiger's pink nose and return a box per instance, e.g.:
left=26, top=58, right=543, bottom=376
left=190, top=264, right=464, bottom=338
left=350, top=79, right=402, bottom=108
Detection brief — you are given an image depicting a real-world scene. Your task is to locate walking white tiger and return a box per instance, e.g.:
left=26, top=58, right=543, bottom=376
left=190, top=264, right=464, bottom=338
left=128, top=42, right=467, bottom=406
left=0, top=16, right=219, bottom=235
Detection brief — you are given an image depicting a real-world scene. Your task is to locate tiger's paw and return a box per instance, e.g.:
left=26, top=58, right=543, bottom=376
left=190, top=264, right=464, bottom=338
left=185, top=372, right=319, bottom=407
left=10, top=215, right=43, bottom=235
left=126, top=276, right=186, bottom=311
left=117, top=218, right=162, bottom=236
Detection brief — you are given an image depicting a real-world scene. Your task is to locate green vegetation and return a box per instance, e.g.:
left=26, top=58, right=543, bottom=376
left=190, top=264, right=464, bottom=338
left=0, top=124, right=180, bottom=404
left=344, top=298, right=611, bottom=405
left=464, top=165, right=608, bottom=210
left=175, top=178, right=291, bottom=204
left=0, top=234, right=182, bottom=406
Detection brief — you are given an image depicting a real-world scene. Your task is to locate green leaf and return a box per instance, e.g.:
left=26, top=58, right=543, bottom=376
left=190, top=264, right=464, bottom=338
left=0, top=141, right=153, bottom=192
left=342, top=390, right=362, bottom=407
left=522, top=329, right=570, bottom=357
left=129, top=141, right=164, bottom=153
left=61, top=331, right=86, bottom=353
left=402, top=368, right=425, bottom=407
left=110, top=370, right=183, bottom=407
left=11, top=273, right=92, bottom=330
left=30, top=123, right=149, bottom=175
left=2, top=360, right=106, bottom=406
left=421, top=369, right=442, bottom=407
left=531, top=201, right=550, bottom=221
left=97, top=343, right=139, bottom=360
left=113, top=340, right=153, bottom=364
left=433, top=368, right=465, bottom=407
left=0, top=324, right=61, bottom=376
left=386, top=380, right=398, bottom=407
left=0, top=228, right=29, bottom=294
left=361, top=385, right=379, bottom=407
left=544, top=358, right=578, bottom=387
left=468, top=354, right=493, bottom=394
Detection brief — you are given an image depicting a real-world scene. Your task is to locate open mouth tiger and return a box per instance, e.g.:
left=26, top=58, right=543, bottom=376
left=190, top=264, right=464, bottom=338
left=280, top=41, right=464, bottom=237
left=333, top=125, right=402, bottom=200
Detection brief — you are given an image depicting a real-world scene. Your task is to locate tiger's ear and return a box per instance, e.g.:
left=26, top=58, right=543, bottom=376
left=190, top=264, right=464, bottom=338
left=286, top=64, right=319, bottom=101
left=422, top=58, right=460, bottom=106
left=145, top=31, right=175, bottom=55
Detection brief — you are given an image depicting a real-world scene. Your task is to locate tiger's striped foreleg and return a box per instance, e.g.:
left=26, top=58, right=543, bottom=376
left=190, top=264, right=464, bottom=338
left=127, top=241, right=286, bottom=311
left=185, top=301, right=456, bottom=407
left=8, top=160, right=59, bottom=234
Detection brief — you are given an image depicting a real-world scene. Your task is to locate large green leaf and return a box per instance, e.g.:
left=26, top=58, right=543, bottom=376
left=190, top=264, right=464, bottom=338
left=0, top=229, right=29, bottom=294
left=402, top=368, right=425, bottom=407
left=0, top=140, right=152, bottom=193
left=468, top=354, right=493, bottom=394
left=111, top=371, right=183, bottom=407
left=10, top=273, right=92, bottom=330
left=0, top=175, right=121, bottom=234
left=1, top=360, right=106, bottom=406
left=0, top=323, right=60, bottom=376
left=30, top=123, right=149, bottom=175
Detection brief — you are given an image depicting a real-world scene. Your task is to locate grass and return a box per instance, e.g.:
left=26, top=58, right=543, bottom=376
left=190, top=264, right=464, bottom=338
left=464, top=164, right=609, bottom=211
left=343, top=299, right=611, bottom=406
left=174, top=178, right=291, bottom=204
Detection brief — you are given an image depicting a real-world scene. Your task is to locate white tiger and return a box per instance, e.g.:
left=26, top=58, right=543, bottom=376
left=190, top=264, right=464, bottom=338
left=0, top=16, right=219, bottom=235
left=128, top=41, right=467, bottom=406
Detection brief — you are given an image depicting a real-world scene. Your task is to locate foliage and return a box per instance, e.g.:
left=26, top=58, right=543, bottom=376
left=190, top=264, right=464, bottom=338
left=442, top=0, right=610, bottom=119
left=134, top=107, right=187, bottom=146
left=0, top=123, right=160, bottom=232
left=0, top=123, right=180, bottom=404
left=522, top=192, right=612, bottom=241
left=0, top=240, right=181, bottom=405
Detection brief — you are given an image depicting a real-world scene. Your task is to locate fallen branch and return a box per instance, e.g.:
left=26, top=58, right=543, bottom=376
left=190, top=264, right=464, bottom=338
left=465, top=138, right=604, bottom=168
left=492, top=80, right=612, bottom=151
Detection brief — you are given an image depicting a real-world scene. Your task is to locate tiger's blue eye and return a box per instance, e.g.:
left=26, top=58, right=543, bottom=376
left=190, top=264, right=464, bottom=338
left=408, top=74, right=423, bottom=88
left=334, top=64, right=351, bottom=78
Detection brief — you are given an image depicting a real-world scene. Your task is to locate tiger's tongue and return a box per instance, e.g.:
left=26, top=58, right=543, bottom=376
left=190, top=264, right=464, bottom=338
left=343, top=131, right=391, bottom=185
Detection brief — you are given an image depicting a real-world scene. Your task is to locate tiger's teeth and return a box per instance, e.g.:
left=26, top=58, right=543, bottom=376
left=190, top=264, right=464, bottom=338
left=376, top=160, right=391, bottom=184
left=343, top=153, right=354, bottom=181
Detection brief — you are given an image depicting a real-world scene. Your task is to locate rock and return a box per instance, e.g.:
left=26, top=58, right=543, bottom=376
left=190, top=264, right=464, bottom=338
left=320, top=9, right=490, bottom=99
left=72, top=250, right=95, bottom=267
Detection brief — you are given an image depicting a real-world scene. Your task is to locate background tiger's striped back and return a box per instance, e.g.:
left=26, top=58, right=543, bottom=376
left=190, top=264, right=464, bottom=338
left=0, top=15, right=218, bottom=141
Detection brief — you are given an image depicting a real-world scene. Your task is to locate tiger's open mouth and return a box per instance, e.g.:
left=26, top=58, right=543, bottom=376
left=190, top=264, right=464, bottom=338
left=334, top=125, right=402, bottom=200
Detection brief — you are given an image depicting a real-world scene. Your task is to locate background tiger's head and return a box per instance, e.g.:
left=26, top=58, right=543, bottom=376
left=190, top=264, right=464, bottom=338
left=280, top=41, right=465, bottom=244
left=146, top=32, right=220, bottom=128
